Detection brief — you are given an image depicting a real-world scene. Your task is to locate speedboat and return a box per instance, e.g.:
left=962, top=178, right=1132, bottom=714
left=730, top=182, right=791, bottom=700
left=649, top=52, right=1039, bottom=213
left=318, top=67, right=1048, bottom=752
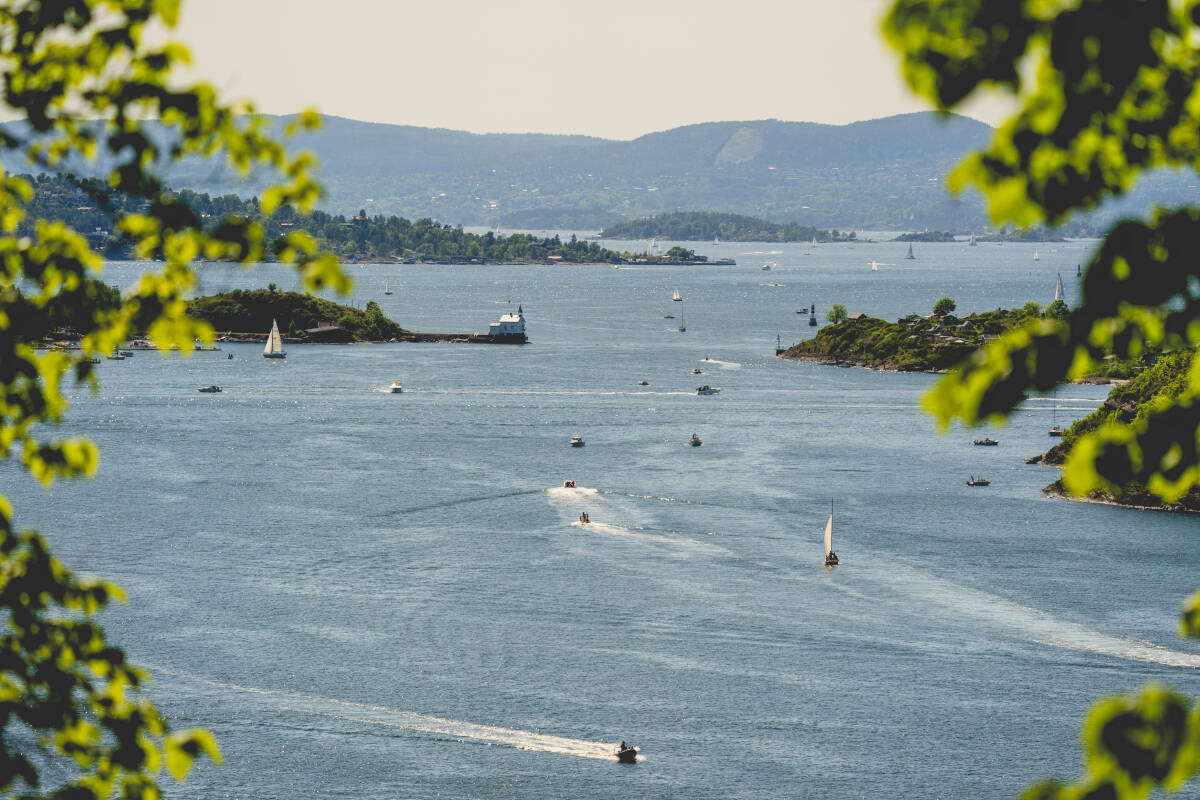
left=692, top=367, right=703, bottom=374
left=388, top=380, right=404, bottom=393
left=696, top=385, right=720, bottom=395
left=578, top=512, right=591, bottom=524
left=616, top=742, right=638, bottom=763
left=638, top=381, right=649, bottom=386
left=688, top=434, right=702, bottom=447
left=966, top=476, right=991, bottom=486
left=570, top=436, right=585, bottom=447
left=972, top=437, right=999, bottom=446
left=562, top=480, right=576, bottom=488
left=197, top=385, right=222, bottom=393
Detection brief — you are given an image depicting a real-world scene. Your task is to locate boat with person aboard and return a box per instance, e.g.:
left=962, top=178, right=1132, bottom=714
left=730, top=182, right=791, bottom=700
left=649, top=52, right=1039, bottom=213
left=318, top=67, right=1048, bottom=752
left=823, top=502, right=839, bottom=566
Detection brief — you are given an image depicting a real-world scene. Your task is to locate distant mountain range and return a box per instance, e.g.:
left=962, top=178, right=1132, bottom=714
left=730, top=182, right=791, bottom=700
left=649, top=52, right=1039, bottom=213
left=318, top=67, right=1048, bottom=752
left=7, top=112, right=1196, bottom=231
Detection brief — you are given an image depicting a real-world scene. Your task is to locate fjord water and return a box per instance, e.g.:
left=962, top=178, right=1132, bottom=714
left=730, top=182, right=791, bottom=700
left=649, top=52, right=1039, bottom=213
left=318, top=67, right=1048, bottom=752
left=10, top=239, right=1200, bottom=799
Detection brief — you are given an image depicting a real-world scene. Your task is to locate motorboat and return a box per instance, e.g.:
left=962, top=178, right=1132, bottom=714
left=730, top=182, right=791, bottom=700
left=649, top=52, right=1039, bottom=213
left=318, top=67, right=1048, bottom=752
left=105, top=352, right=125, bottom=360
left=118, top=349, right=133, bottom=357
left=696, top=385, right=719, bottom=395
left=616, top=742, right=638, bottom=763
left=569, top=436, right=585, bottom=447
left=197, top=385, right=222, bottom=393
left=562, top=480, right=576, bottom=488
left=664, top=315, right=675, bottom=319
left=692, top=367, right=703, bottom=374
left=388, top=380, right=404, bottom=393
left=1048, top=426, right=1063, bottom=437
left=973, top=437, right=999, bottom=446
left=227, top=352, right=234, bottom=359
left=578, top=512, right=591, bottom=524
left=638, top=381, right=649, bottom=386
left=688, top=433, right=702, bottom=447
left=966, top=476, right=991, bottom=486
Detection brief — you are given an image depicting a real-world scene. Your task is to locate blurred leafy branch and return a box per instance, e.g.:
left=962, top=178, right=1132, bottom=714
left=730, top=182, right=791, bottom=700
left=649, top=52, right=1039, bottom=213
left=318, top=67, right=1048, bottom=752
left=0, top=0, right=347, bottom=797
left=884, top=0, right=1200, bottom=797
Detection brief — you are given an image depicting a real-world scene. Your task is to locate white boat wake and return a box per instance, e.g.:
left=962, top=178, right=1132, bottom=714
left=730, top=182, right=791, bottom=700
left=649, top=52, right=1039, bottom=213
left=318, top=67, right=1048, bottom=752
left=154, top=671, right=622, bottom=760
left=880, top=563, right=1200, bottom=669
left=545, top=485, right=600, bottom=499
left=698, top=358, right=741, bottom=369
left=569, top=519, right=726, bottom=554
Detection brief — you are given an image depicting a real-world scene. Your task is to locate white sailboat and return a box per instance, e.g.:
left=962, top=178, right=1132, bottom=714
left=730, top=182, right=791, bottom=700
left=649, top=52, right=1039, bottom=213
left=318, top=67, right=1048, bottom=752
left=263, top=317, right=286, bottom=359
left=870, top=260, right=879, bottom=271
left=672, top=288, right=682, bottom=302
left=823, top=502, right=838, bottom=566
left=1034, top=249, right=1040, bottom=261
left=1054, top=273, right=1064, bottom=302
left=969, top=234, right=977, bottom=246
left=384, top=280, right=392, bottom=295
left=905, top=244, right=915, bottom=260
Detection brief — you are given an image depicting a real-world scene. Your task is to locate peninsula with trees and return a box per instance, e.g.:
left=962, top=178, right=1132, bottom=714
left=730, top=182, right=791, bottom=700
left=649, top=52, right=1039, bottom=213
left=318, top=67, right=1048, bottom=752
left=600, top=211, right=856, bottom=242
left=779, top=299, right=1075, bottom=372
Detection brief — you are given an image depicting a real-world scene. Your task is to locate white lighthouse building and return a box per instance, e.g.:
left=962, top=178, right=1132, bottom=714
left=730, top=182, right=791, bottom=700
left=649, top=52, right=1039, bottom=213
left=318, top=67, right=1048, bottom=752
left=488, top=305, right=527, bottom=343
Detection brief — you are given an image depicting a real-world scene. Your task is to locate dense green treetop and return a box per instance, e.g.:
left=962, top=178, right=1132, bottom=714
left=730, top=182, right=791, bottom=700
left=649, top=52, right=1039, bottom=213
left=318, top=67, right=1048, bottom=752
left=894, top=231, right=957, bottom=242
left=600, top=211, right=855, bottom=242
left=186, top=290, right=407, bottom=341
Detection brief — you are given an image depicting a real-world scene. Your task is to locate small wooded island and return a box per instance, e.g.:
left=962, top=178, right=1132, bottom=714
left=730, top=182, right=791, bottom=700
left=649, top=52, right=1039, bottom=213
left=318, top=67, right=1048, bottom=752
left=186, top=290, right=410, bottom=342
left=1028, top=351, right=1200, bottom=512
left=600, top=211, right=856, bottom=243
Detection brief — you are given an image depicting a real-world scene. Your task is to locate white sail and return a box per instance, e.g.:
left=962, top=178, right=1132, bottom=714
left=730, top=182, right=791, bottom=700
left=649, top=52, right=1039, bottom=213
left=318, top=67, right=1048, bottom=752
left=823, top=513, right=833, bottom=557
left=1054, top=273, right=1064, bottom=302
left=906, top=244, right=915, bottom=259
left=1034, top=249, right=1040, bottom=261
left=263, top=317, right=286, bottom=359
left=969, top=234, right=977, bottom=246
left=672, top=288, right=682, bottom=302
left=870, top=260, right=879, bottom=271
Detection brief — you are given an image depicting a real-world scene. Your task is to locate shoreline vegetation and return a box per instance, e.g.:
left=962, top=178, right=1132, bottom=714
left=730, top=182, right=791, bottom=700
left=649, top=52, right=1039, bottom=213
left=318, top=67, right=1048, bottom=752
left=599, top=211, right=857, bottom=243
left=23, top=173, right=733, bottom=266
left=1027, top=350, right=1200, bottom=513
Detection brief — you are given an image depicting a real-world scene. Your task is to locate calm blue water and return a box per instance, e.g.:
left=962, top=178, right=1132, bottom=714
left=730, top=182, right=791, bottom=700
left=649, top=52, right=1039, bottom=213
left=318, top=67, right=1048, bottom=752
left=8, top=239, right=1200, bottom=799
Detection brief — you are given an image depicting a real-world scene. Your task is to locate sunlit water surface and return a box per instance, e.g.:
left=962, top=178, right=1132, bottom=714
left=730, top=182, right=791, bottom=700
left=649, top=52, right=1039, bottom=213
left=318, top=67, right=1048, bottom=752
left=9, top=239, right=1199, bottom=799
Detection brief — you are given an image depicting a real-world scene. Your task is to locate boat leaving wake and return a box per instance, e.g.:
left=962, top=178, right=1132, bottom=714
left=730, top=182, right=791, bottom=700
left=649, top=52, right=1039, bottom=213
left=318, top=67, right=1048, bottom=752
left=699, top=358, right=742, bottom=369
left=546, top=485, right=600, bottom=499
left=155, top=671, right=622, bottom=761
left=570, top=519, right=726, bottom=554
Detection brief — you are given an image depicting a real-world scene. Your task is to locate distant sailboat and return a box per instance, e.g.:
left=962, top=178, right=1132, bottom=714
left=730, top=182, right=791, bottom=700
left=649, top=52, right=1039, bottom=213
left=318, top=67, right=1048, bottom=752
left=811, top=237, right=818, bottom=247
left=672, top=288, right=682, bottom=302
left=969, top=234, right=977, bottom=246
left=384, top=280, right=392, bottom=295
left=1076, top=263, right=1082, bottom=277
left=1054, top=273, right=1064, bottom=303
left=713, top=236, right=720, bottom=245
left=870, top=260, right=879, bottom=271
left=1034, top=249, right=1040, bottom=261
left=679, top=300, right=686, bottom=332
left=823, top=502, right=838, bottom=566
left=905, top=244, right=915, bottom=260
left=263, top=317, right=286, bottom=359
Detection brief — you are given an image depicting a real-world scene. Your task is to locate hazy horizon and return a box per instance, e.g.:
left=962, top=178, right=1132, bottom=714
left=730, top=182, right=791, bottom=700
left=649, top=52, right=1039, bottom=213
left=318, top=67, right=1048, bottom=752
left=174, top=0, right=1013, bottom=140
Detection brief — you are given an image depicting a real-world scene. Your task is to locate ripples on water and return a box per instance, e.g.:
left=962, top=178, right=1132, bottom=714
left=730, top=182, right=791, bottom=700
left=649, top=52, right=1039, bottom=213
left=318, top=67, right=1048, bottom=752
left=10, top=241, right=1200, bottom=799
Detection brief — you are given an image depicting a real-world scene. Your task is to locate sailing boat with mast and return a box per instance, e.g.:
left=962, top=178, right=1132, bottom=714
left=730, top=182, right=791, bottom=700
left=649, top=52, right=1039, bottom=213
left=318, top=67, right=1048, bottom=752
left=905, top=244, right=915, bottom=260
left=672, top=288, right=682, bottom=302
left=1053, top=273, right=1064, bottom=303
left=384, top=280, right=392, bottom=295
left=678, top=300, right=686, bottom=332
left=823, top=501, right=838, bottom=566
left=1048, top=389, right=1063, bottom=437
left=263, top=317, right=286, bottom=359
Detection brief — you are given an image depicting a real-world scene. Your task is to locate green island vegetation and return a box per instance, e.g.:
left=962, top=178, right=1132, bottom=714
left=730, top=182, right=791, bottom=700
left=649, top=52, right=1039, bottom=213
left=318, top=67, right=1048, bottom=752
left=600, top=211, right=856, bottom=242
left=893, top=231, right=957, bottom=242
left=186, top=290, right=409, bottom=341
left=781, top=299, right=1090, bottom=373
left=19, top=173, right=655, bottom=264
left=1031, top=351, right=1200, bottom=512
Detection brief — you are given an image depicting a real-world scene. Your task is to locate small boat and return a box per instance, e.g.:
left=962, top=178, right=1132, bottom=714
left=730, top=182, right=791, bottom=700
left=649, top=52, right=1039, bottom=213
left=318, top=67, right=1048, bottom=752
left=973, top=437, right=999, bottom=446
left=969, top=234, right=977, bottom=246
left=226, top=352, right=234, bottom=359
left=384, top=280, right=393, bottom=295
left=638, top=381, right=649, bottom=386
left=905, top=243, right=915, bottom=260
left=197, top=385, right=222, bottom=393
left=569, top=436, right=585, bottom=447
left=823, top=501, right=838, bottom=566
left=562, top=480, right=576, bottom=488
left=1033, top=249, right=1040, bottom=261
left=388, top=380, right=404, bottom=393
left=85, top=357, right=101, bottom=364
left=692, top=367, right=703, bottom=375
left=579, top=512, right=591, bottom=524
left=105, top=352, right=125, bottom=360
left=1054, top=273, right=1064, bottom=303
left=263, top=317, right=286, bottom=359
left=616, top=742, right=638, bottom=763
left=761, top=263, right=772, bottom=271
left=688, top=433, right=702, bottom=447
left=966, top=476, right=991, bottom=486
left=118, top=349, right=133, bottom=357
left=696, top=385, right=720, bottom=395
left=1049, top=399, right=1063, bottom=436
left=870, top=260, right=879, bottom=272
left=672, top=289, right=682, bottom=302
left=1076, top=263, right=1082, bottom=277
left=1048, top=426, right=1063, bottom=437
left=664, top=315, right=675, bottom=319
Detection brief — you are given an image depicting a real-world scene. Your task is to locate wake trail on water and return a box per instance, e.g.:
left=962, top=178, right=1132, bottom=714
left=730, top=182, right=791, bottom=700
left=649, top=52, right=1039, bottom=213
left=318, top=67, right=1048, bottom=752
left=152, top=671, right=620, bottom=760
left=878, top=563, right=1200, bottom=669
left=569, top=519, right=726, bottom=554
left=698, top=359, right=741, bottom=369
left=373, top=489, right=546, bottom=518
